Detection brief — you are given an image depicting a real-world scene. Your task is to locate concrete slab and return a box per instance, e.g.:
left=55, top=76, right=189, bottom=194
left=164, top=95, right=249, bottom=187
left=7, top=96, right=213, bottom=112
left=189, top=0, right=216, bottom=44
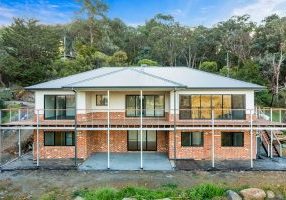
left=79, top=152, right=173, bottom=171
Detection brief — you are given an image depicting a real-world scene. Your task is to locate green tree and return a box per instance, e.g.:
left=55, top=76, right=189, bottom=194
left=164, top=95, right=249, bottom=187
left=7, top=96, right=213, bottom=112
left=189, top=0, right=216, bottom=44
left=0, top=18, right=60, bottom=86
left=109, top=50, right=128, bottom=66
left=199, top=61, right=218, bottom=73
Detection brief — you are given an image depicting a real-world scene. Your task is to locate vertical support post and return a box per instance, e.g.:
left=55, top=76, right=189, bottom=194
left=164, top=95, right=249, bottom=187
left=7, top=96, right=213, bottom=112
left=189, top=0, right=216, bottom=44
left=18, top=129, right=21, bottom=157
left=211, top=110, right=215, bottom=168
left=74, top=90, right=78, bottom=166
left=173, top=90, right=177, bottom=169
left=140, top=90, right=143, bottom=169
left=36, top=109, right=39, bottom=167
left=9, top=109, right=11, bottom=123
left=107, top=90, right=110, bottom=169
left=250, top=110, right=253, bottom=168
left=18, top=109, right=21, bottom=157
left=270, top=108, right=273, bottom=122
left=279, top=109, right=282, bottom=123
left=270, top=130, right=273, bottom=158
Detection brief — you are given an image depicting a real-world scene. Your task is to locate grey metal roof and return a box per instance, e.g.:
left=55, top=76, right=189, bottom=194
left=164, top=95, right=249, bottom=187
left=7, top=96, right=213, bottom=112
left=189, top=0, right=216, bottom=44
left=26, top=66, right=265, bottom=90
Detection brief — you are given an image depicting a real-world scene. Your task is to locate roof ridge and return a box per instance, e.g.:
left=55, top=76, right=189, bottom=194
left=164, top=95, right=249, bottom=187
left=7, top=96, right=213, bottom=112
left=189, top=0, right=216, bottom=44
left=130, top=68, right=186, bottom=87
left=63, top=67, right=127, bottom=87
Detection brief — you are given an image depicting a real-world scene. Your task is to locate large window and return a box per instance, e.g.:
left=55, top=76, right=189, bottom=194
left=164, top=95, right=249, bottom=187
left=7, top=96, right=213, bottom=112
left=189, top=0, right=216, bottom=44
left=44, top=132, right=75, bottom=146
left=44, top=95, right=75, bottom=120
left=181, top=132, right=204, bottom=147
left=128, top=130, right=157, bottom=151
left=126, top=95, right=164, bottom=117
left=96, top=95, right=108, bottom=106
left=221, top=132, right=244, bottom=147
left=179, top=94, right=245, bottom=120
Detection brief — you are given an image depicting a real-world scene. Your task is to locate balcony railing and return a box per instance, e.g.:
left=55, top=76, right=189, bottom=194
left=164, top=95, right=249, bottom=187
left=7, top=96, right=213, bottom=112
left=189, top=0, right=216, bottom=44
left=0, top=107, right=282, bottom=127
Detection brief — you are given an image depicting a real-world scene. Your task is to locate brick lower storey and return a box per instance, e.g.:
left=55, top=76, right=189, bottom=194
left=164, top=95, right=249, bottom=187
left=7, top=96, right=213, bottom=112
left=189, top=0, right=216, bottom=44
left=33, top=130, right=256, bottom=160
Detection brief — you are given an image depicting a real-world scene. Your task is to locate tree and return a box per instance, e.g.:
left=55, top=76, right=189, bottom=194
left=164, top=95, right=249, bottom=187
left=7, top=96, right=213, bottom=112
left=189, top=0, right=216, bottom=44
left=199, top=61, right=218, bottom=73
left=76, top=0, right=108, bottom=45
left=109, top=50, right=128, bottom=66
left=0, top=18, right=60, bottom=86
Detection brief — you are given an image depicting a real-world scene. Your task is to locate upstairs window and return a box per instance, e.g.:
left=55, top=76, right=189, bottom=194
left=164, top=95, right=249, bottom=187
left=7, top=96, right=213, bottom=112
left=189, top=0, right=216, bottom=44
left=44, top=95, right=75, bottom=120
left=96, top=94, right=108, bottom=106
left=126, top=95, right=165, bottom=117
left=179, top=94, right=245, bottom=120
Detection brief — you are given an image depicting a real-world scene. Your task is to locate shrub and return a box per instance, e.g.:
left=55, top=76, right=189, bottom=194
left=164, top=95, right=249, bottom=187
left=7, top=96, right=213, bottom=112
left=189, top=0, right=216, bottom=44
left=138, top=59, right=158, bottom=66
left=199, top=61, right=218, bottom=73
left=187, top=183, right=225, bottom=200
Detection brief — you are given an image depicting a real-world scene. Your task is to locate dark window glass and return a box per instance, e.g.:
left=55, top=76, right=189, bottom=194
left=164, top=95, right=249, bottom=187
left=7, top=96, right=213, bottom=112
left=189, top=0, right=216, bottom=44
left=221, top=132, right=244, bottom=147
left=232, top=95, right=245, bottom=120
left=44, top=95, right=75, bottom=120
left=44, top=96, right=55, bottom=119
left=96, top=95, right=108, bottom=106
left=44, top=132, right=55, bottom=146
left=127, top=130, right=157, bottom=151
left=181, top=132, right=204, bottom=147
left=44, top=132, right=75, bottom=146
left=126, top=95, right=164, bottom=117
left=179, top=95, right=191, bottom=119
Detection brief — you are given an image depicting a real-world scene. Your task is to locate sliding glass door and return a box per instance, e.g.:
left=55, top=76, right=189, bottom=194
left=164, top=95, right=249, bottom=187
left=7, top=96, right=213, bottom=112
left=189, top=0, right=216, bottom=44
left=128, top=130, right=157, bottom=151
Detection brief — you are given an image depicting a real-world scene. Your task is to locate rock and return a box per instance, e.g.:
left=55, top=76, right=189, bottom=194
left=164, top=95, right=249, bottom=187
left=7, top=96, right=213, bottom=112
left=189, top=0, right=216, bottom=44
left=226, top=190, right=242, bottom=200
left=240, top=188, right=266, bottom=200
left=266, top=190, right=275, bottom=199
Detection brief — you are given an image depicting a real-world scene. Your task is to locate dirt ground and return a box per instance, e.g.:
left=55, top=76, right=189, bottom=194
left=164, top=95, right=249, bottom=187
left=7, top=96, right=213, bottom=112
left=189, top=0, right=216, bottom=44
left=0, top=170, right=285, bottom=199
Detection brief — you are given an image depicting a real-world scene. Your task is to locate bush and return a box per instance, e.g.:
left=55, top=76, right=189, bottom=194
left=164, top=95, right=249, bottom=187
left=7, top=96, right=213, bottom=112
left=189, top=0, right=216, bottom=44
left=199, top=61, right=218, bottom=73
left=76, top=184, right=226, bottom=200
left=187, top=183, right=226, bottom=200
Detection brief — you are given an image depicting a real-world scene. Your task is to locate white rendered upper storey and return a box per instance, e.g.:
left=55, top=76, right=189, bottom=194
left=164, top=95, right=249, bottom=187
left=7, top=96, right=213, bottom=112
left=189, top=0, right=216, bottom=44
left=26, top=67, right=264, bottom=120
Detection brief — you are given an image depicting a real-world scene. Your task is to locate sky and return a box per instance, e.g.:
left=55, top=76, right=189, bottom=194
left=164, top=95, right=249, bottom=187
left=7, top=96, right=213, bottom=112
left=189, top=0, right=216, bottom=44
left=0, top=0, right=285, bottom=27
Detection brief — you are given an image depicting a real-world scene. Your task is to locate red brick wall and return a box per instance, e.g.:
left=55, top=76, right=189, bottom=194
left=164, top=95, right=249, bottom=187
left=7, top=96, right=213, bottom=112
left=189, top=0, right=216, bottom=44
left=168, top=130, right=256, bottom=160
left=33, top=130, right=88, bottom=159
left=33, top=130, right=169, bottom=159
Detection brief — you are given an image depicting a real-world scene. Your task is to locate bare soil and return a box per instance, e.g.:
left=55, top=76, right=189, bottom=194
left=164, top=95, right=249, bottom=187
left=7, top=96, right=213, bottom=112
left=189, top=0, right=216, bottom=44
left=0, top=170, right=285, bottom=199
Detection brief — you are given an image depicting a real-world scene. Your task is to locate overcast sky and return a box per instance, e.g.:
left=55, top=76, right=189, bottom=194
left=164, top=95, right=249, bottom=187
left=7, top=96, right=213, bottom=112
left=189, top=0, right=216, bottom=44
left=0, top=0, right=285, bottom=26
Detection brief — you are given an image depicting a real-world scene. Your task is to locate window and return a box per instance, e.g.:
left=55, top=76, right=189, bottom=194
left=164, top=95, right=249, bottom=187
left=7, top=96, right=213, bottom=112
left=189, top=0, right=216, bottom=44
left=221, top=132, right=244, bottom=147
left=44, top=132, right=75, bottom=146
left=96, top=95, right=108, bottom=106
left=181, top=132, right=204, bottom=147
left=126, top=95, right=165, bottom=117
left=179, top=94, right=245, bottom=120
left=44, top=95, right=75, bottom=120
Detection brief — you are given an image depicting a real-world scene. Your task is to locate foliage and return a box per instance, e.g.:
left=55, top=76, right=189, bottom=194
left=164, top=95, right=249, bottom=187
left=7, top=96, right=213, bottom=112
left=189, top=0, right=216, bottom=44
left=199, top=61, right=218, bottom=73
left=75, top=184, right=226, bottom=200
left=1, top=6, right=286, bottom=107
left=138, top=59, right=158, bottom=66
left=0, top=18, right=60, bottom=86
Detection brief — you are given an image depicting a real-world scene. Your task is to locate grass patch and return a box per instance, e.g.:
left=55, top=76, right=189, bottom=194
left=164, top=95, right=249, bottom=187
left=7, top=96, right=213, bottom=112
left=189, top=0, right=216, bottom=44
left=75, top=183, right=227, bottom=200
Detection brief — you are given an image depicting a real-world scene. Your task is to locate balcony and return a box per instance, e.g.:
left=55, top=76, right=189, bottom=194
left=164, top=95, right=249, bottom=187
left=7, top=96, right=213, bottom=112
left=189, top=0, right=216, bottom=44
left=1, top=107, right=286, bottom=130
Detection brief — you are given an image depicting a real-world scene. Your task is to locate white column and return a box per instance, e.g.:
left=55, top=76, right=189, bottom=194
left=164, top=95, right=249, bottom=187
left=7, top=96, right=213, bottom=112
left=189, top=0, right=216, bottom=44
left=107, top=90, right=110, bottom=169
left=18, top=129, right=21, bottom=157
left=173, top=90, right=177, bottom=168
left=36, top=109, right=39, bottom=167
left=250, top=110, right=253, bottom=168
left=140, top=90, right=143, bottom=169
left=270, top=130, right=273, bottom=158
left=211, top=110, right=215, bottom=168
